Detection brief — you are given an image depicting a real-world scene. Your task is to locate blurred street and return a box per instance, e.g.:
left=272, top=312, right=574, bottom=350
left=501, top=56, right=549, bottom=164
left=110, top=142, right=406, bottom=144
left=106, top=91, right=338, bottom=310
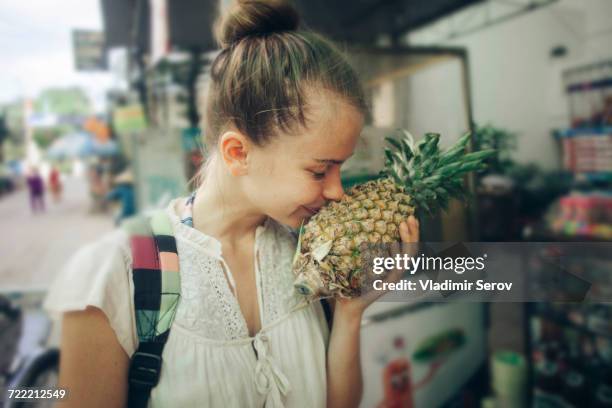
left=0, top=177, right=113, bottom=290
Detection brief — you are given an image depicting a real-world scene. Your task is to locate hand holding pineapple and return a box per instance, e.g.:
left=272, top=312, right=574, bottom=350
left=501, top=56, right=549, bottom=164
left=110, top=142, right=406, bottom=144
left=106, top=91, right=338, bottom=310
left=337, top=214, right=421, bottom=315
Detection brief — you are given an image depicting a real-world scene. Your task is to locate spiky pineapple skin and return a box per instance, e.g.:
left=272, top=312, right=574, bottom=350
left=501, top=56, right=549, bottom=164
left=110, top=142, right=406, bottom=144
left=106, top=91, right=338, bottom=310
left=298, top=177, right=414, bottom=298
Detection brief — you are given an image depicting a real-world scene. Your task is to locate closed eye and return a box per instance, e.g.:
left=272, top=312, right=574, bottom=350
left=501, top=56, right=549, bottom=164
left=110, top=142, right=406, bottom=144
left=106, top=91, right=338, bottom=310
left=311, top=170, right=326, bottom=180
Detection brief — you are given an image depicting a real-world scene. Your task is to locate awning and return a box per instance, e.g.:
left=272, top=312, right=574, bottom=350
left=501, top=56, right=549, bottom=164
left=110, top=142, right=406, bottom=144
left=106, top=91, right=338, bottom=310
left=294, top=0, right=484, bottom=43
left=100, top=0, right=484, bottom=53
left=100, top=0, right=150, bottom=51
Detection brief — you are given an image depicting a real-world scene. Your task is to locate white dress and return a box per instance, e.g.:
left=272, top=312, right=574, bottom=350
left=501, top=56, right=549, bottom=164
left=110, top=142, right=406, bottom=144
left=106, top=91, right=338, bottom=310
left=44, top=198, right=330, bottom=407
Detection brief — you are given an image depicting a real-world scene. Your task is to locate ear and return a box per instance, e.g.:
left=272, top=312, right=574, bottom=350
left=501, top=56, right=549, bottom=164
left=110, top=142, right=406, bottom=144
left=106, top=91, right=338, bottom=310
left=218, top=130, right=250, bottom=176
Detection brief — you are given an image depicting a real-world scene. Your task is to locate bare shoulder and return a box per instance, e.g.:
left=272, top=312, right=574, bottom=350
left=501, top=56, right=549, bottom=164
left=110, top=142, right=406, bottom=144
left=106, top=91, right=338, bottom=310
left=57, top=306, right=129, bottom=408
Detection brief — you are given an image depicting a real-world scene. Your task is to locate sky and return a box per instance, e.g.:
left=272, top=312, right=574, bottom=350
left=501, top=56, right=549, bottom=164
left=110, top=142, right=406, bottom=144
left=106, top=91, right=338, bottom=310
left=0, top=0, right=115, bottom=111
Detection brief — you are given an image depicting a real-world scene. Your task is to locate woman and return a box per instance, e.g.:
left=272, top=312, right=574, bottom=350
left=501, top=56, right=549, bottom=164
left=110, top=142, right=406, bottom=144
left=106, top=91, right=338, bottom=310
left=26, top=166, right=45, bottom=213
left=44, top=1, right=420, bottom=407
left=49, top=166, right=62, bottom=203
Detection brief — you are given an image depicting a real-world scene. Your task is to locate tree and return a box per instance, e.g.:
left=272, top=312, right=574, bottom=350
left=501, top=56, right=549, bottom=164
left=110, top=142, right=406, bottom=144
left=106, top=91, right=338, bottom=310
left=0, top=87, right=94, bottom=158
left=0, top=112, right=8, bottom=163
left=34, top=87, right=92, bottom=116
left=3, top=102, right=24, bottom=145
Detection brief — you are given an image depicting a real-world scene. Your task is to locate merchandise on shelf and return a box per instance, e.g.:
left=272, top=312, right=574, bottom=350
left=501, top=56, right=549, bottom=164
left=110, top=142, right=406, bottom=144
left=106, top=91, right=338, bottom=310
left=565, top=60, right=612, bottom=128
left=557, top=129, right=612, bottom=174
left=529, top=303, right=612, bottom=408
left=548, top=191, right=612, bottom=239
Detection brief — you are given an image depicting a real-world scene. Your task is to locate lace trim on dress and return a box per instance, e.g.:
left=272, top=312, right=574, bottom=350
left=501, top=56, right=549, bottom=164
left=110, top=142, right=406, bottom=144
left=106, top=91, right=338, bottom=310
left=164, top=198, right=307, bottom=341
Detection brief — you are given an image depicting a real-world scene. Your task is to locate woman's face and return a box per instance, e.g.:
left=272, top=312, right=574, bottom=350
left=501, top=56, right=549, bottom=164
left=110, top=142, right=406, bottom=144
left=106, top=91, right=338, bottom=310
left=243, top=97, right=364, bottom=229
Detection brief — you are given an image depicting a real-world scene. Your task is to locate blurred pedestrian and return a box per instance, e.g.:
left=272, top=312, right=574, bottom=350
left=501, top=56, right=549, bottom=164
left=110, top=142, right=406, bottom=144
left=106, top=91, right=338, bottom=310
left=88, top=161, right=107, bottom=213
left=105, top=169, right=135, bottom=225
left=26, top=166, right=45, bottom=213
left=48, top=165, right=63, bottom=203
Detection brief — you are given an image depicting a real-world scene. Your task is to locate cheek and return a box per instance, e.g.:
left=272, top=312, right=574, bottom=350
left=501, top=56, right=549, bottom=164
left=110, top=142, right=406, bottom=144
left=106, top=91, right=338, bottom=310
left=249, top=160, right=322, bottom=207
left=278, top=175, right=320, bottom=204
left=300, top=181, right=324, bottom=202
left=281, top=173, right=324, bottom=207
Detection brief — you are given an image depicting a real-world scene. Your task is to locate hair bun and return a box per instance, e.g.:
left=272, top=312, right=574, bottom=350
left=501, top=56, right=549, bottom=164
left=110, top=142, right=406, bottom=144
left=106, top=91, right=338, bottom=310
left=215, top=0, right=300, bottom=48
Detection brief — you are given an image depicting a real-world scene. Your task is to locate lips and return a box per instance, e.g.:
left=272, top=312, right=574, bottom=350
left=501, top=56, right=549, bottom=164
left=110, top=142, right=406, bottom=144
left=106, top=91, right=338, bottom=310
left=302, top=206, right=321, bottom=216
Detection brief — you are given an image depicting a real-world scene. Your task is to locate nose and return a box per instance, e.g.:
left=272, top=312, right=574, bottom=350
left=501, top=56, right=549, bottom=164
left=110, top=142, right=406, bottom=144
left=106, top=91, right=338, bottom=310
left=322, top=167, right=344, bottom=202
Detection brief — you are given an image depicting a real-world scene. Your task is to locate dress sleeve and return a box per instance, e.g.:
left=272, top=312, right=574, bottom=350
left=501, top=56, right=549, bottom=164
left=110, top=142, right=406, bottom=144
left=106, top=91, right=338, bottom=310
left=43, top=228, right=138, bottom=357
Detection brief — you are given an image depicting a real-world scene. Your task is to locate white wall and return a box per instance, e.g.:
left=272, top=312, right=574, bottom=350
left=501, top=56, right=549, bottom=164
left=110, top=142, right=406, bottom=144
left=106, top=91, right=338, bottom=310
left=394, top=58, right=470, bottom=149
left=406, top=0, right=612, bottom=169
left=368, top=57, right=471, bottom=150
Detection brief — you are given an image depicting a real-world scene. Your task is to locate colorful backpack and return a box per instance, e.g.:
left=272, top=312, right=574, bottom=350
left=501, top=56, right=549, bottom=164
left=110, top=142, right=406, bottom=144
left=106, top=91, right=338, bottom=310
left=122, top=211, right=332, bottom=408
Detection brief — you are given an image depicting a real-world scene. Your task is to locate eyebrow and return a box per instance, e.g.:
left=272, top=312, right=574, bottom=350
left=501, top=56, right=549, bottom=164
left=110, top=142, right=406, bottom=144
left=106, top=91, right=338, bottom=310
left=315, top=159, right=345, bottom=165
left=314, top=154, right=354, bottom=165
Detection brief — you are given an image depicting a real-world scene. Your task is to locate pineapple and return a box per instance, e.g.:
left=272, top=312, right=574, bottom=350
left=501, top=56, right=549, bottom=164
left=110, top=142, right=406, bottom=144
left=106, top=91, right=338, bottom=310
left=292, top=130, right=494, bottom=299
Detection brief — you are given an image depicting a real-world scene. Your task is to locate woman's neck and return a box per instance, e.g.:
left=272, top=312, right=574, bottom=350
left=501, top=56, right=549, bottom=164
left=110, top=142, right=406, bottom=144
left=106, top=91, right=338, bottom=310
left=191, top=157, right=266, bottom=244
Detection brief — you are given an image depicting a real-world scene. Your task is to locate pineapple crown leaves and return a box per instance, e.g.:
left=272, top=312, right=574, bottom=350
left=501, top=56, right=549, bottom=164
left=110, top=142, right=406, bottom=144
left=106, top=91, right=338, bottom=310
left=292, top=220, right=306, bottom=266
left=383, top=130, right=496, bottom=215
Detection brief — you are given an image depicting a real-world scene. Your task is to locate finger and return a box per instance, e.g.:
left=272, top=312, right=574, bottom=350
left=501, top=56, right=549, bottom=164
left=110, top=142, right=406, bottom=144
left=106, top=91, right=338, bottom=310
left=400, top=217, right=419, bottom=243
left=400, top=216, right=419, bottom=257
left=399, top=221, right=410, bottom=243
left=409, top=216, right=420, bottom=241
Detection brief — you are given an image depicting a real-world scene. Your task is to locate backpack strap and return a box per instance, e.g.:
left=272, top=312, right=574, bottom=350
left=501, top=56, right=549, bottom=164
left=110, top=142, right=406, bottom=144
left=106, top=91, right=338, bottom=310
left=122, top=211, right=181, bottom=408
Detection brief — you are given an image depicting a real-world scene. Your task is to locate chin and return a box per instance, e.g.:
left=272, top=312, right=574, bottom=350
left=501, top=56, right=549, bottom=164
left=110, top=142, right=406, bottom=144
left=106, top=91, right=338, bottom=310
left=284, top=213, right=312, bottom=229
left=271, top=207, right=315, bottom=229
left=285, top=217, right=304, bottom=229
